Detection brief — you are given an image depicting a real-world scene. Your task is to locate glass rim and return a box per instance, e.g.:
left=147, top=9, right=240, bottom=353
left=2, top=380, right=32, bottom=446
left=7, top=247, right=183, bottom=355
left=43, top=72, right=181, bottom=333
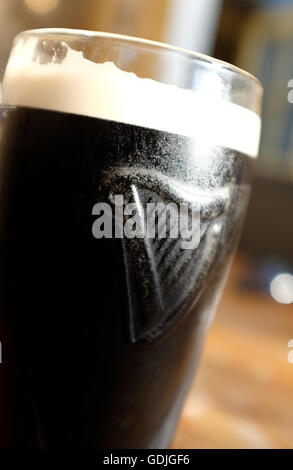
left=16, top=28, right=262, bottom=91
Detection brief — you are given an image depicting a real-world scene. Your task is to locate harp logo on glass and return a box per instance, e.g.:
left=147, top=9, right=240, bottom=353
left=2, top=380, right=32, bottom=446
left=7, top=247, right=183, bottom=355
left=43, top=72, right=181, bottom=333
left=92, top=194, right=200, bottom=250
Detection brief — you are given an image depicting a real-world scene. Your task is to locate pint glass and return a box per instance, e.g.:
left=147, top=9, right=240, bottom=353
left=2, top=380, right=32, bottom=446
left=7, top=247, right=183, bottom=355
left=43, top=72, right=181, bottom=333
left=0, top=29, right=262, bottom=448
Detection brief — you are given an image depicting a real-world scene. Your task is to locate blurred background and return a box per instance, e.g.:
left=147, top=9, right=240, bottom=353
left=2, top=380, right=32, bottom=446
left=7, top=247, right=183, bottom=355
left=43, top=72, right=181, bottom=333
left=0, top=0, right=293, bottom=449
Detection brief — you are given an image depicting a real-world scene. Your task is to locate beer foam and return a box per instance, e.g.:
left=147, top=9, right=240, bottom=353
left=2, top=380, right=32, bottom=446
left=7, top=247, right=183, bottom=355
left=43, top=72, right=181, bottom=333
left=2, top=37, right=261, bottom=157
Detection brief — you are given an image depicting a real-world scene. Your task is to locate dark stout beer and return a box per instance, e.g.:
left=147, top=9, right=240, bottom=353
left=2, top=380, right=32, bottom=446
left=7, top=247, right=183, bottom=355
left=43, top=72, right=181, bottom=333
left=0, top=35, right=260, bottom=448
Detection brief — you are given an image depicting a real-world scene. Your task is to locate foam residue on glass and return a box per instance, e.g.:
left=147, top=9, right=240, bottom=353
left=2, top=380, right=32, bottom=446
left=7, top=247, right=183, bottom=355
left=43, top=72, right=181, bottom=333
left=2, top=37, right=261, bottom=158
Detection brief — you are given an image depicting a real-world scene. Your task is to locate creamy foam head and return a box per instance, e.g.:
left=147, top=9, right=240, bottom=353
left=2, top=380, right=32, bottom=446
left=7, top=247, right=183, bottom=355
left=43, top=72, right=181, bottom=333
left=2, top=37, right=261, bottom=157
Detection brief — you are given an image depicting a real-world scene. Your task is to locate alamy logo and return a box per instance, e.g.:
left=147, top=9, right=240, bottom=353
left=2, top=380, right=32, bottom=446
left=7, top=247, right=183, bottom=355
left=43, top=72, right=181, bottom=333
left=92, top=194, right=200, bottom=250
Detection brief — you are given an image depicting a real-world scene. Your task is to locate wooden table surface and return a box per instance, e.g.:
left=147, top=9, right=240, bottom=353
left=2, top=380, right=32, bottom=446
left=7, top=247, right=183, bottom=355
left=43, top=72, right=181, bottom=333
left=171, top=255, right=293, bottom=449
